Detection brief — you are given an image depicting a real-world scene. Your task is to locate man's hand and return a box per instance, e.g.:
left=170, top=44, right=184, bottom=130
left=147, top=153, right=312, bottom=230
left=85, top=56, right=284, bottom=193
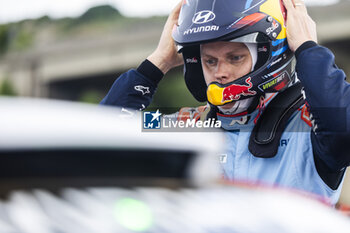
left=283, top=0, right=318, bottom=52
left=147, top=1, right=184, bottom=74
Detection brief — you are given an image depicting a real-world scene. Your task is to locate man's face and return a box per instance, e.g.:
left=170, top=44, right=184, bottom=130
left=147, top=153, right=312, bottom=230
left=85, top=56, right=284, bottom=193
left=200, top=41, right=253, bottom=109
left=201, top=41, right=252, bottom=85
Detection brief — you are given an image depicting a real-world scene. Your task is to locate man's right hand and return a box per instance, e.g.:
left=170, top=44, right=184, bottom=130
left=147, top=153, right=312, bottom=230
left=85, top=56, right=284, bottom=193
left=147, top=1, right=184, bottom=75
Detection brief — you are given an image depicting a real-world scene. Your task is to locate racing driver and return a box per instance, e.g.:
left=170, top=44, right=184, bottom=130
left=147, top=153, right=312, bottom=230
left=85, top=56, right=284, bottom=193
left=101, top=0, right=350, bottom=205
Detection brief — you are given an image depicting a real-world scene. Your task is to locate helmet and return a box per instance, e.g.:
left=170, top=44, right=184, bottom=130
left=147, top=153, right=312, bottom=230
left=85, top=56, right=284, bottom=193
left=172, top=0, right=296, bottom=106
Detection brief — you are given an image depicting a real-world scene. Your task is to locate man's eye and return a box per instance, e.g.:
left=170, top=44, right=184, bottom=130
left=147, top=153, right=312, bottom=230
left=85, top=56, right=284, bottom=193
left=206, top=59, right=217, bottom=65
left=229, top=55, right=244, bottom=62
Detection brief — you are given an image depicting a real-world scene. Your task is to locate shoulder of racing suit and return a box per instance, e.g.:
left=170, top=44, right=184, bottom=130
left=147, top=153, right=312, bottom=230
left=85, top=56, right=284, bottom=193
left=100, top=59, right=163, bottom=110
left=100, top=59, right=211, bottom=121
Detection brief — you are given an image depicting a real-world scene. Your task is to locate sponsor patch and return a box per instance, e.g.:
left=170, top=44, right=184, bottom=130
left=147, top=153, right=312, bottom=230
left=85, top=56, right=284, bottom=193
left=229, top=116, right=250, bottom=126
left=184, top=25, right=219, bottom=35
left=222, top=77, right=256, bottom=102
left=266, top=20, right=279, bottom=35
left=192, top=10, right=216, bottom=24
left=186, top=57, right=198, bottom=63
left=259, top=71, right=290, bottom=92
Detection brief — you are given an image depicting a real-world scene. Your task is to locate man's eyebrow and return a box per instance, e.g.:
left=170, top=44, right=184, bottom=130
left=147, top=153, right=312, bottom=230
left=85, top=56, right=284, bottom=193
left=202, top=48, right=247, bottom=57
left=226, top=48, right=248, bottom=54
left=201, top=52, right=215, bottom=58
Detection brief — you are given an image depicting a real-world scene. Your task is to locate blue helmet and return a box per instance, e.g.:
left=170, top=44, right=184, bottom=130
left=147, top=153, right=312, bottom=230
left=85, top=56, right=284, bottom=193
left=172, top=0, right=296, bottom=106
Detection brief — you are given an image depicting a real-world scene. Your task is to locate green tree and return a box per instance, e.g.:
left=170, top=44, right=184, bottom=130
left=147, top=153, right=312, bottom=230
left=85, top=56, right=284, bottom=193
left=79, top=89, right=103, bottom=104
left=12, top=29, right=34, bottom=51
left=78, top=5, right=122, bottom=23
left=0, top=78, right=17, bottom=96
left=0, top=25, right=9, bottom=54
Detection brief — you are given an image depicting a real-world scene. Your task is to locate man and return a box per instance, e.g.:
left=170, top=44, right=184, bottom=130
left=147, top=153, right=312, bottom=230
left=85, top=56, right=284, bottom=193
left=101, top=0, right=350, bottom=205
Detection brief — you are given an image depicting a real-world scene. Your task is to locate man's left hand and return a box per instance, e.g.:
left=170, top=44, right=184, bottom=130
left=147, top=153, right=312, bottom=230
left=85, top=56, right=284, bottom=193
left=283, top=0, right=318, bottom=52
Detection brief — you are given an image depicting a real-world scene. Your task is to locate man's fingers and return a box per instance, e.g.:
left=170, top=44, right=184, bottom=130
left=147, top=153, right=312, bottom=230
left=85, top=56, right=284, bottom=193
left=173, top=1, right=183, bottom=14
left=282, top=0, right=294, bottom=11
left=292, top=0, right=308, bottom=13
left=164, top=1, right=182, bottom=31
left=170, top=1, right=183, bottom=23
left=283, top=0, right=308, bottom=15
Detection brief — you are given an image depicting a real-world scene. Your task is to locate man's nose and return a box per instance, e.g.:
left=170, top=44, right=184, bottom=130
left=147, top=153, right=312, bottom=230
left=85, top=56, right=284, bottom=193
left=214, top=61, right=231, bottom=84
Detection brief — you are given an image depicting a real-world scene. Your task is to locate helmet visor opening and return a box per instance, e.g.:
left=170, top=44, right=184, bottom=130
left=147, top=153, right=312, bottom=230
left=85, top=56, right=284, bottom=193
left=229, top=32, right=270, bottom=44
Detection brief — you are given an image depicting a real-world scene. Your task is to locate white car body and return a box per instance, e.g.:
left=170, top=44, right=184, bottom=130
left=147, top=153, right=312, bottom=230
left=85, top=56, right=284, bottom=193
left=0, top=97, right=349, bottom=233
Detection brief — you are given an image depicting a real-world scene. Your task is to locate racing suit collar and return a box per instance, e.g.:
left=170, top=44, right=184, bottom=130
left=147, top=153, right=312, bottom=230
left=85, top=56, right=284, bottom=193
left=217, top=93, right=277, bottom=131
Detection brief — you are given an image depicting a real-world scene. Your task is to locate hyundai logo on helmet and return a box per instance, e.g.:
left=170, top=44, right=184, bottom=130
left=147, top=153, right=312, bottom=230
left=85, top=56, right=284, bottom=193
left=192, top=11, right=216, bottom=24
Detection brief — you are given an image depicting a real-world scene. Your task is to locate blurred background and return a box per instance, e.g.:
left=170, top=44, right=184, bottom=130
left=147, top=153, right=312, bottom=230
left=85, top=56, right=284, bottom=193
left=0, top=0, right=202, bottom=109
left=0, top=0, right=349, bottom=204
left=0, top=0, right=349, bottom=107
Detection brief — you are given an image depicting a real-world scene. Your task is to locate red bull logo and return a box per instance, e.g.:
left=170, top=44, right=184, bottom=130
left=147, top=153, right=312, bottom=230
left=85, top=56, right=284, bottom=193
left=222, top=77, right=256, bottom=101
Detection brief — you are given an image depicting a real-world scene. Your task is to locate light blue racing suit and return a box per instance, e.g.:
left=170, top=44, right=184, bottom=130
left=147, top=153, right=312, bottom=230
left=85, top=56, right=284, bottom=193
left=218, top=98, right=343, bottom=205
